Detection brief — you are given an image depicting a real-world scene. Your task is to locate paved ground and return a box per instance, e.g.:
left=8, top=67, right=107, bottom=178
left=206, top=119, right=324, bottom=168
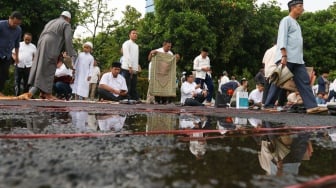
left=0, top=99, right=335, bottom=188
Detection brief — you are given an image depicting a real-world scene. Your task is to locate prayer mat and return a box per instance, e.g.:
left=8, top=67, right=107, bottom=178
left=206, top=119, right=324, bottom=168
left=149, top=52, right=176, bottom=97
left=146, top=113, right=177, bottom=132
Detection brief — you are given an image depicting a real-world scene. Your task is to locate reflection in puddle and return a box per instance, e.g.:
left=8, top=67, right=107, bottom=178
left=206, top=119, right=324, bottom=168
left=0, top=112, right=335, bottom=187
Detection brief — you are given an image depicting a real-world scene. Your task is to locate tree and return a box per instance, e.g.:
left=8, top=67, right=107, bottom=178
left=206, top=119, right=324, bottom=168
left=75, top=0, right=119, bottom=56
left=0, top=0, right=79, bottom=44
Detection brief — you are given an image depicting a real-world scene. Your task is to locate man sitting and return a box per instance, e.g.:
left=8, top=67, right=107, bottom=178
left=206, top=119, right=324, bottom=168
left=248, top=82, right=264, bottom=108
left=181, top=71, right=207, bottom=106
left=54, top=54, right=73, bottom=100
left=98, top=62, right=128, bottom=101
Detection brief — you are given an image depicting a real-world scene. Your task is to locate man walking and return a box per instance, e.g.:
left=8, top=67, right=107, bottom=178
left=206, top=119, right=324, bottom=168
left=12, top=32, right=36, bottom=96
left=271, top=0, right=327, bottom=114
left=121, top=29, right=139, bottom=101
left=0, top=11, right=22, bottom=96
left=28, top=11, right=76, bottom=99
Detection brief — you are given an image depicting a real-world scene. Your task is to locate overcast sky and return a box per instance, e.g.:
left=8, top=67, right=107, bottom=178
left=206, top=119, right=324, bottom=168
left=74, top=0, right=335, bottom=38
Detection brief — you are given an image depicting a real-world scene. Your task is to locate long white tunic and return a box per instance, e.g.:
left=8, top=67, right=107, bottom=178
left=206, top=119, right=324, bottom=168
left=72, top=52, right=94, bottom=97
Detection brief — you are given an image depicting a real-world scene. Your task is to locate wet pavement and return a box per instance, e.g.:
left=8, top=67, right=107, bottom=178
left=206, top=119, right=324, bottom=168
left=0, top=99, right=335, bottom=188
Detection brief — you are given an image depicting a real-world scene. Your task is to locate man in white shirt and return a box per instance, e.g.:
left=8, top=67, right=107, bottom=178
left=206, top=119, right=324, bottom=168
left=121, top=29, right=139, bottom=101
left=218, top=71, right=230, bottom=93
left=249, top=83, right=264, bottom=107
left=54, top=54, right=73, bottom=100
left=98, top=62, right=128, bottom=101
left=148, top=40, right=175, bottom=104
left=193, top=47, right=214, bottom=105
left=181, top=71, right=207, bottom=106
left=12, top=32, right=36, bottom=96
left=89, top=60, right=101, bottom=100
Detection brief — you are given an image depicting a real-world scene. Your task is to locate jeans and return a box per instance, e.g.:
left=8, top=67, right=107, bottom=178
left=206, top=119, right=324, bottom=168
left=0, top=58, right=11, bottom=92
left=53, top=82, right=72, bottom=99
left=195, top=74, right=214, bottom=102
left=14, top=66, right=31, bottom=96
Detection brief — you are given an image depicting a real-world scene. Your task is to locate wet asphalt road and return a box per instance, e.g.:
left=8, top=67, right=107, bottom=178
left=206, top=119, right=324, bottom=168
left=0, top=99, right=335, bottom=188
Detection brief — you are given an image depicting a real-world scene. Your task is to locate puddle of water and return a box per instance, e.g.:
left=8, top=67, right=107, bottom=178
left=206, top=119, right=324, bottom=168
left=0, top=111, right=335, bottom=187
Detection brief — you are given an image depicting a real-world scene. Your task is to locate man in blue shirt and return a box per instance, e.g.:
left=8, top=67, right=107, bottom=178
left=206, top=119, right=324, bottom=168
left=265, top=0, right=327, bottom=114
left=0, top=11, right=22, bottom=96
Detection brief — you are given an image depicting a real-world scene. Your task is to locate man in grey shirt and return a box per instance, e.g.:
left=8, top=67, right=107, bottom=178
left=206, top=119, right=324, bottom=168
left=27, top=11, right=76, bottom=100
left=265, top=0, right=327, bottom=114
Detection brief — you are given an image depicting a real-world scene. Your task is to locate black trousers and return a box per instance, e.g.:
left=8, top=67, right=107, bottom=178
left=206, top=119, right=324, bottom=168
left=14, top=66, right=31, bottom=96
left=0, top=58, right=11, bottom=92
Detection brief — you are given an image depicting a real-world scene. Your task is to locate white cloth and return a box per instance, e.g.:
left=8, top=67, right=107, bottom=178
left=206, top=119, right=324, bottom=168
left=193, top=55, right=210, bottom=79
left=13, top=42, right=36, bottom=68
left=329, top=79, right=336, bottom=91
left=121, top=39, right=139, bottom=71
left=89, top=66, right=100, bottom=84
left=98, top=115, right=126, bottom=132
left=55, top=63, right=72, bottom=77
left=180, top=81, right=202, bottom=104
left=99, top=73, right=128, bottom=97
left=262, top=45, right=277, bottom=78
left=72, top=52, right=94, bottom=97
left=248, top=89, right=263, bottom=103
left=218, top=75, right=230, bottom=93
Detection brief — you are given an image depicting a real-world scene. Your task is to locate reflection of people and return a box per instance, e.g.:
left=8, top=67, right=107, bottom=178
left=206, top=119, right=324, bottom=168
left=179, top=114, right=208, bottom=159
left=12, top=32, right=37, bottom=96
left=28, top=11, right=76, bottom=100
left=98, top=62, right=128, bottom=101
left=189, top=133, right=207, bottom=159
left=70, top=111, right=89, bottom=131
left=0, top=11, right=22, bottom=96
left=97, top=115, right=126, bottom=132
left=258, top=133, right=312, bottom=176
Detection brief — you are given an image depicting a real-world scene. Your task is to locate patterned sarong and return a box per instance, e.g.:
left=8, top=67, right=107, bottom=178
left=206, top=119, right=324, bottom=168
left=149, top=52, right=176, bottom=97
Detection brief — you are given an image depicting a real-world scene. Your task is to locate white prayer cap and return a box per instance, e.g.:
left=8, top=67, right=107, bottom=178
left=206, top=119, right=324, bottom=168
left=61, top=11, right=71, bottom=19
left=83, top=41, right=93, bottom=49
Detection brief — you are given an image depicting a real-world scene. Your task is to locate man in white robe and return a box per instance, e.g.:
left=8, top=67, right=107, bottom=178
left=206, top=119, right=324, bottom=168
left=72, top=42, right=94, bottom=100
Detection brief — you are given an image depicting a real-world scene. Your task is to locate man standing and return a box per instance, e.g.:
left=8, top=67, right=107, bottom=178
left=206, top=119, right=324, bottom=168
left=28, top=11, right=76, bottom=99
left=0, top=11, right=22, bottom=96
left=148, top=40, right=174, bottom=104
left=98, top=62, right=128, bottom=101
left=193, top=47, right=214, bottom=105
left=271, top=0, right=326, bottom=114
left=121, top=29, right=139, bottom=101
left=12, top=32, right=37, bottom=96
left=89, top=60, right=101, bottom=100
